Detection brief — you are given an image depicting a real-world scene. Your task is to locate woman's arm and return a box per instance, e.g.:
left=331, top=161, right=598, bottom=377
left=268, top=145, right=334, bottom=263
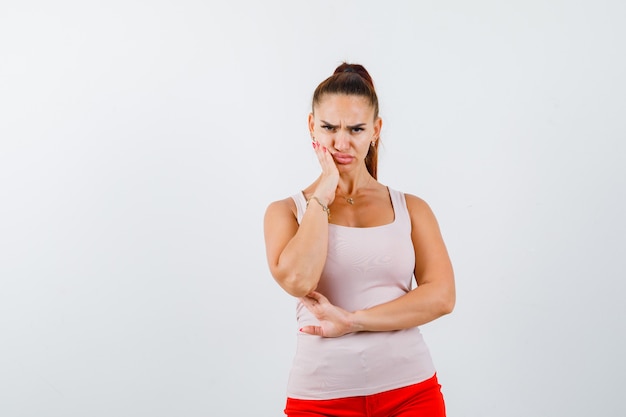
left=263, top=196, right=330, bottom=297
left=299, top=194, right=455, bottom=336
left=352, top=194, right=455, bottom=331
left=264, top=142, right=339, bottom=298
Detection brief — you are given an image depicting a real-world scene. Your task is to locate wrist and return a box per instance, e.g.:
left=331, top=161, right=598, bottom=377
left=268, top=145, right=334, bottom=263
left=306, top=195, right=331, bottom=219
left=349, top=310, right=366, bottom=333
left=310, top=194, right=329, bottom=207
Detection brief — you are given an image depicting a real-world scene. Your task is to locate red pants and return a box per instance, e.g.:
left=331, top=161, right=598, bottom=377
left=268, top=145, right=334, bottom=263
left=284, top=373, right=446, bottom=417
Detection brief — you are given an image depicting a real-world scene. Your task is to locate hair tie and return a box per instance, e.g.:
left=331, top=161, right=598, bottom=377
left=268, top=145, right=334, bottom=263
left=343, top=67, right=355, bottom=73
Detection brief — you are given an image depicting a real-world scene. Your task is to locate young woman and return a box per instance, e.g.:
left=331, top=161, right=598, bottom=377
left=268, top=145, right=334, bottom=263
left=264, top=63, right=455, bottom=416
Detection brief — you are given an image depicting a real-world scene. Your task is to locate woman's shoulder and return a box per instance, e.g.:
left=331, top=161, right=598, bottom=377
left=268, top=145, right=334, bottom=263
left=386, top=187, right=428, bottom=207
left=399, top=192, right=440, bottom=227
left=265, top=195, right=298, bottom=216
left=387, top=188, right=434, bottom=216
left=402, top=191, right=428, bottom=206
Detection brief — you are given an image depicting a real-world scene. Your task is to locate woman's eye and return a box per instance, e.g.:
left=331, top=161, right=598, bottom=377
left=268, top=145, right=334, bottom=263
left=322, top=125, right=334, bottom=131
left=352, top=127, right=364, bottom=133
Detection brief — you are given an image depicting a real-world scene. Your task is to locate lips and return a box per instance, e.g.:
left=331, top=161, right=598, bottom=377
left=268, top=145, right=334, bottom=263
left=333, top=153, right=354, bottom=164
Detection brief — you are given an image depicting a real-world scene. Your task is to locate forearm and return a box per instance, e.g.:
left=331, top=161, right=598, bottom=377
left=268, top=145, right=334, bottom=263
left=275, top=199, right=330, bottom=297
left=350, top=282, right=455, bottom=332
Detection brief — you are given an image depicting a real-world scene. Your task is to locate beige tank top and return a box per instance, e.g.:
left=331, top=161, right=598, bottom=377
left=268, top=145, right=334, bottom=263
left=287, top=188, right=436, bottom=400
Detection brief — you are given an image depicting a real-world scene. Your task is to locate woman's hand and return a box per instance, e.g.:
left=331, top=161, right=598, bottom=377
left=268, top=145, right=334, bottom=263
left=311, top=141, right=339, bottom=206
left=299, top=291, right=355, bottom=338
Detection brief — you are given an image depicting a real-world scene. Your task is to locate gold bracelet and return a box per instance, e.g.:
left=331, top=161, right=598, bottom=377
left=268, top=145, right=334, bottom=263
left=306, top=196, right=330, bottom=219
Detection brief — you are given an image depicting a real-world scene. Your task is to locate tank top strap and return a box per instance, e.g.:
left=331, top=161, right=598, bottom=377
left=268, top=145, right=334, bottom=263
left=290, top=192, right=307, bottom=224
left=388, top=187, right=411, bottom=227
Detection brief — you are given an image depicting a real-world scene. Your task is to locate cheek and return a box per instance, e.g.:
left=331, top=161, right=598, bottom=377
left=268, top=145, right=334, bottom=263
left=315, top=130, right=332, bottom=144
left=358, top=137, right=372, bottom=151
left=359, top=144, right=371, bottom=158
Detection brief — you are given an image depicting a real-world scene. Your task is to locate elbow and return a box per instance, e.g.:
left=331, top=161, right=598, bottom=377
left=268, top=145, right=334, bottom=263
left=437, top=270, right=456, bottom=316
left=439, top=288, right=456, bottom=316
left=278, top=272, right=318, bottom=298
left=440, top=297, right=455, bottom=316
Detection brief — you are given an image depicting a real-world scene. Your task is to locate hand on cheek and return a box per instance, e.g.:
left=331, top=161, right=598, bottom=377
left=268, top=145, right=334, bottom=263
left=311, top=140, right=339, bottom=205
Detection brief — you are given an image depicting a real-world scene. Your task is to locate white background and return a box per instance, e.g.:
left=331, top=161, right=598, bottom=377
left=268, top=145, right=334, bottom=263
left=1, top=1, right=625, bottom=416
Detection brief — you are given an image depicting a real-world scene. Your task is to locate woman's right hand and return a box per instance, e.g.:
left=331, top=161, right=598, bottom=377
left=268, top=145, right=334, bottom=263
left=311, top=141, right=339, bottom=206
left=299, top=291, right=355, bottom=338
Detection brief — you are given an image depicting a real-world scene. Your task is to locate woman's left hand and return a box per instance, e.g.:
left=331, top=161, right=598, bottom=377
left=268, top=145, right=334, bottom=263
left=299, top=291, right=354, bottom=338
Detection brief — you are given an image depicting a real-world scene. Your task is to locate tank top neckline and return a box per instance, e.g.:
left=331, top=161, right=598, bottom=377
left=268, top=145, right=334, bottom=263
left=298, top=187, right=399, bottom=230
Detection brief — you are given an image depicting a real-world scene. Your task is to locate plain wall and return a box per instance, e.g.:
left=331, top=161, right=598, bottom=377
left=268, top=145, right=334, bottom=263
left=1, top=1, right=625, bottom=416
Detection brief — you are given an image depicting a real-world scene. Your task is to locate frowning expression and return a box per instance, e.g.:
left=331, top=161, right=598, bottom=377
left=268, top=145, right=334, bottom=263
left=309, top=94, right=382, bottom=169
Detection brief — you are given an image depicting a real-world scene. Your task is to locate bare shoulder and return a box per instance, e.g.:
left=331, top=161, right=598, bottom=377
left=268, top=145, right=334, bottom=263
left=264, top=196, right=299, bottom=235
left=403, top=193, right=437, bottom=219
left=402, top=192, right=445, bottom=236
left=265, top=196, right=297, bottom=220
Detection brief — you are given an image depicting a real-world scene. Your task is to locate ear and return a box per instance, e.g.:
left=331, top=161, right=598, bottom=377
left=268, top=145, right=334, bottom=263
left=308, top=112, right=315, bottom=137
left=373, top=117, right=382, bottom=139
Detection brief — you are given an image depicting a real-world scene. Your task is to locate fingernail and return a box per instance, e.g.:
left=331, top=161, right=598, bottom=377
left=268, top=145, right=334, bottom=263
left=323, top=146, right=327, bottom=152
left=299, top=328, right=303, bottom=332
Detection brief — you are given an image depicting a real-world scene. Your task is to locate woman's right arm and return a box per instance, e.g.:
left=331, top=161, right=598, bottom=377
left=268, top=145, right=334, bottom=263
left=263, top=196, right=330, bottom=297
left=265, top=141, right=338, bottom=297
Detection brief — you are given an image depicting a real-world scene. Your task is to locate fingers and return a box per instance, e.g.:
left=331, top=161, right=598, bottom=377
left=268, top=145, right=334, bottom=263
left=302, top=291, right=327, bottom=305
left=299, top=296, right=314, bottom=309
left=311, top=141, right=339, bottom=205
left=299, top=295, right=319, bottom=311
left=312, top=142, right=337, bottom=173
left=311, top=140, right=325, bottom=152
left=304, top=290, right=320, bottom=300
left=299, top=325, right=323, bottom=336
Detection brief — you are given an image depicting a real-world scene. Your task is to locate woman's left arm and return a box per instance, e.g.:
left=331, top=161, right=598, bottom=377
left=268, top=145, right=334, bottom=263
left=300, top=194, right=455, bottom=337
left=352, top=194, right=455, bottom=331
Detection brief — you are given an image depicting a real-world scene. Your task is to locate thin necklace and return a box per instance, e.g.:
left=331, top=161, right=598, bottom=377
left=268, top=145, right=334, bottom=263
left=337, top=176, right=372, bottom=205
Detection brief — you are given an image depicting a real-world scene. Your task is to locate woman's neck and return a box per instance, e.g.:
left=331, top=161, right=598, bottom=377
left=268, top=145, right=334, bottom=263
left=336, top=172, right=373, bottom=196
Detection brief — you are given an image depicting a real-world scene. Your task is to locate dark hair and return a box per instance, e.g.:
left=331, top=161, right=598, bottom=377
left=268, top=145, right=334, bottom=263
left=312, top=63, right=380, bottom=179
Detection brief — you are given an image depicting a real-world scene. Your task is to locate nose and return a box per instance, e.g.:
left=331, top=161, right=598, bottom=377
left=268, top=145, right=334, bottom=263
left=333, top=130, right=350, bottom=152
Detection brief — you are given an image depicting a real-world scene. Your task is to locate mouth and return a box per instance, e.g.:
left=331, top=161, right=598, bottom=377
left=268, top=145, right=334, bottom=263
left=333, top=153, right=354, bottom=164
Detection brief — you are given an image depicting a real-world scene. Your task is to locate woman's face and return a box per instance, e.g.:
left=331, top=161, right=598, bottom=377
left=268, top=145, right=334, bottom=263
left=309, top=94, right=381, bottom=171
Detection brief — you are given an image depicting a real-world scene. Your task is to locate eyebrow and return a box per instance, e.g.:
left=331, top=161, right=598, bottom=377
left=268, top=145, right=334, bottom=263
left=320, top=120, right=367, bottom=129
